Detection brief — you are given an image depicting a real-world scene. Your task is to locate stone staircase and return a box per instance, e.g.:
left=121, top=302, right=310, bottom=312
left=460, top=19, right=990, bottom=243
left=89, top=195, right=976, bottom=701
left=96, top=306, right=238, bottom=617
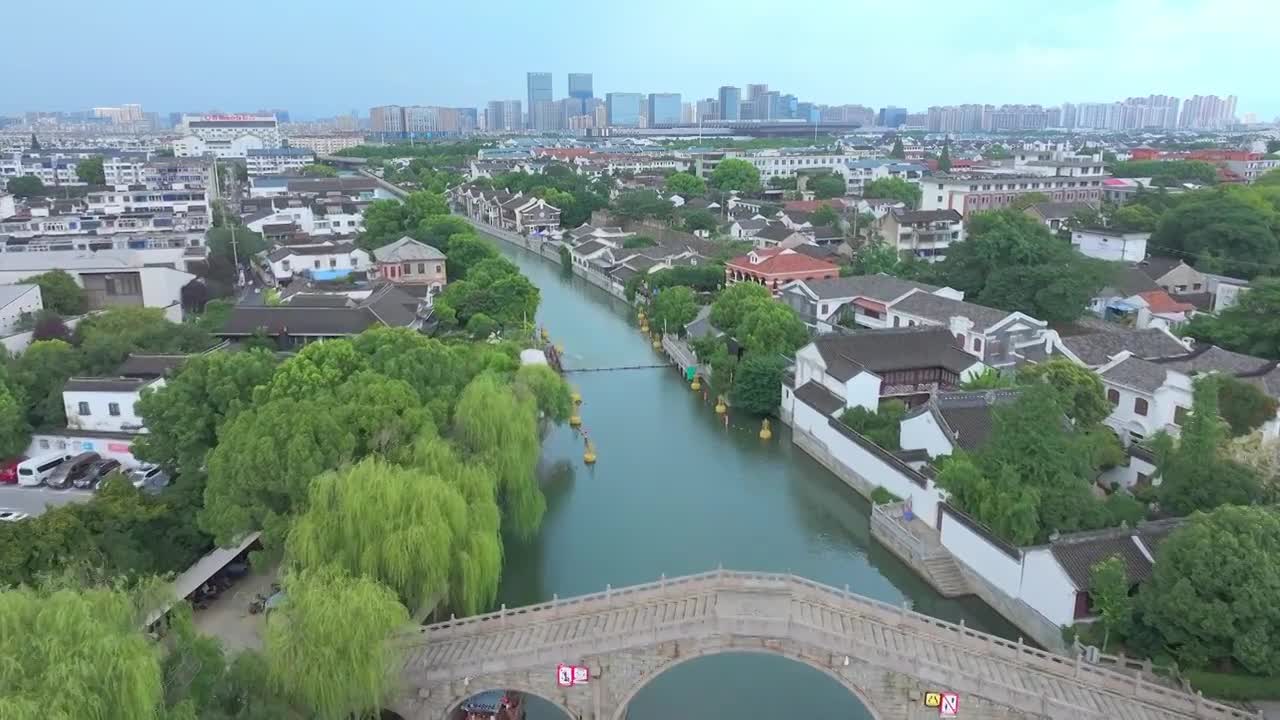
left=923, top=552, right=971, bottom=597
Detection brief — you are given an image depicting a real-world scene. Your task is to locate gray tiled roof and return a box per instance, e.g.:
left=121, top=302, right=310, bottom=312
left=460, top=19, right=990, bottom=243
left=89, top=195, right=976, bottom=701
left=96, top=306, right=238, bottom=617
left=64, top=377, right=152, bottom=393
left=115, top=353, right=189, bottom=378
left=931, top=389, right=1022, bottom=452
left=793, top=381, right=846, bottom=416
left=1048, top=518, right=1185, bottom=590
left=1059, top=328, right=1189, bottom=366
left=890, top=291, right=1012, bottom=330
left=1026, top=200, right=1098, bottom=220
left=756, top=223, right=801, bottom=242
left=1135, top=255, right=1184, bottom=282
left=795, top=274, right=940, bottom=301
left=221, top=306, right=381, bottom=336
left=812, top=327, right=978, bottom=381
left=372, top=236, right=446, bottom=263
left=1153, top=345, right=1280, bottom=398
left=1100, top=266, right=1162, bottom=298
left=733, top=218, right=769, bottom=231
left=1099, top=355, right=1168, bottom=393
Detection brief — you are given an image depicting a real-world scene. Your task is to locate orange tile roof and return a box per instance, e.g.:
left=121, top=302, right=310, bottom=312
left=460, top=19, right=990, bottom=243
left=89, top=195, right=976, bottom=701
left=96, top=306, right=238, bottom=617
left=726, top=248, right=840, bottom=276
left=1138, top=290, right=1196, bottom=314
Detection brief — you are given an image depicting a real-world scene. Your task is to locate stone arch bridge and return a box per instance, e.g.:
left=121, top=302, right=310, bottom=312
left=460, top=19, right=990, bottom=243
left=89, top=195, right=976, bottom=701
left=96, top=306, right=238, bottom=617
left=391, top=570, right=1257, bottom=720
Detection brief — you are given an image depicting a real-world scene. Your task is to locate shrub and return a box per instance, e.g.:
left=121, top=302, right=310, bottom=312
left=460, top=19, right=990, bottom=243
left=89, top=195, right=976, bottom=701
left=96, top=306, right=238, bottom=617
left=1185, top=670, right=1280, bottom=701
left=870, top=486, right=901, bottom=505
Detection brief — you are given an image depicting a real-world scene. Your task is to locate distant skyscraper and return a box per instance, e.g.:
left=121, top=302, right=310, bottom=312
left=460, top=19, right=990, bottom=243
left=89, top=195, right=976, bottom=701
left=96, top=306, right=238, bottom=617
left=606, top=93, right=643, bottom=128
left=878, top=106, right=907, bottom=128
left=746, top=84, right=769, bottom=102
left=696, top=98, right=719, bottom=123
left=370, top=105, right=405, bottom=135
left=647, top=93, right=682, bottom=125
left=526, top=72, right=553, bottom=128
left=718, top=86, right=741, bottom=121
left=1180, top=94, right=1237, bottom=129
left=532, top=100, right=561, bottom=132
left=568, top=73, right=593, bottom=115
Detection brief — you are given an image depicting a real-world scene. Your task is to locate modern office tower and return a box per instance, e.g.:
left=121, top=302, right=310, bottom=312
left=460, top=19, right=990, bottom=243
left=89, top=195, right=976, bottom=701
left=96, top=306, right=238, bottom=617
left=718, top=86, right=741, bottom=121
left=746, top=83, right=769, bottom=103
left=526, top=72, right=553, bottom=128
left=370, top=105, right=405, bottom=134
left=696, top=98, right=720, bottom=123
left=605, top=93, right=643, bottom=127
left=568, top=73, right=593, bottom=114
left=647, top=93, right=682, bottom=125
left=531, top=100, right=562, bottom=132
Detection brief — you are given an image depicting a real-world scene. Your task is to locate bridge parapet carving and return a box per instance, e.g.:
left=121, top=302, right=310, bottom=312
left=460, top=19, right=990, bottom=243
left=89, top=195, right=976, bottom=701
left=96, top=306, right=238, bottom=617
left=391, top=569, right=1258, bottom=720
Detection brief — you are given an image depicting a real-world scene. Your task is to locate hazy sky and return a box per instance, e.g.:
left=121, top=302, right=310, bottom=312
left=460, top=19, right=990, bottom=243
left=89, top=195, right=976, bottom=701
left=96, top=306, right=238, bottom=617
left=7, top=0, right=1278, bottom=120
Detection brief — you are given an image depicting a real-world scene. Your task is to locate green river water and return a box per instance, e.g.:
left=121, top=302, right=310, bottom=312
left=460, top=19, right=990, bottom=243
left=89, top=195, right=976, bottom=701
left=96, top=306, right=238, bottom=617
left=482, top=235, right=1019, bottom=720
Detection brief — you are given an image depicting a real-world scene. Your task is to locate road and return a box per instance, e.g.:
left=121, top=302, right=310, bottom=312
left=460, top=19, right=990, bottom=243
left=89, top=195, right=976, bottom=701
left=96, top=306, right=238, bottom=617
left=0, top=485, right=95, bottom=516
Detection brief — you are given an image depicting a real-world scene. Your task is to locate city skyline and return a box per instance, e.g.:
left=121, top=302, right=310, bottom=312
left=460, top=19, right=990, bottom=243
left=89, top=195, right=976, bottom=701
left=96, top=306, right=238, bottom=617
left=4, top=0, right=1278, bottom=120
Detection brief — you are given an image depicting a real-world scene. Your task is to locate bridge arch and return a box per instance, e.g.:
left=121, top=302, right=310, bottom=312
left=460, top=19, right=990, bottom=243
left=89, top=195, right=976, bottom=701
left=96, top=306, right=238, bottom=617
left=607, top=646, right=886, bottom=720
left=435, top=684, right=575, bottom=720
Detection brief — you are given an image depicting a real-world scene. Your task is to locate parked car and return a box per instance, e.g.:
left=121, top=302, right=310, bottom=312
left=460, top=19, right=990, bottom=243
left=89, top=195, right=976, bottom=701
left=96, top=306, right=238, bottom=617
left=0, top=456, right=24, bottom=484
left=47, top=452, right=101, bottom=490
left=17, top=453, right=71, bottom=487
left=0, top=509, right=30, bottom=522
left=75, top=458, right=122, bottom=490
left=128, top=463, right=171, bottom=491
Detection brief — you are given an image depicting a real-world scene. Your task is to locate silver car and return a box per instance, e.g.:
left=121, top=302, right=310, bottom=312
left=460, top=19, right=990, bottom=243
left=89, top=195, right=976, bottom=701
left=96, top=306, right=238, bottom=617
left=128, top=463, right=171, bottom=491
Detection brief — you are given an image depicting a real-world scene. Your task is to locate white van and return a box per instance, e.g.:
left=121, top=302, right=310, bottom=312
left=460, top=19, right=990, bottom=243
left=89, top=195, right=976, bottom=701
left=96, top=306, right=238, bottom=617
left=17, top=453, right=70, bottom=487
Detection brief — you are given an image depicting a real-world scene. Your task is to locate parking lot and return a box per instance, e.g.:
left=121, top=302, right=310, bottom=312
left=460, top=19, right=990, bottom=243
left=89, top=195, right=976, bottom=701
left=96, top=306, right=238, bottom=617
left=0, top=485, right=95, bottom=517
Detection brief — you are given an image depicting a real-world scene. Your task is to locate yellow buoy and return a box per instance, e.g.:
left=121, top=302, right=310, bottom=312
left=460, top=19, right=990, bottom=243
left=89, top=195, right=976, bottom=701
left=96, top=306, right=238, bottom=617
left=570, top=388, right=582, bottom=404
left=759, top=418, right=773, bottom=440
left=583, top=440, right=597, bottom=465
left=652, top=338, right=662, bottom=349
left=569, top=413, right=582, bottom=427
left=540, top=328, right=550, bottom=341
left=637, top=311, right=646, bottom=322
left=715, top=395, right=727, bottom=414
left=640, top=323, right=649, bottom=334
left=555, top=343, right=564, bottom=354
left=691, top=376, right=702, bottom=391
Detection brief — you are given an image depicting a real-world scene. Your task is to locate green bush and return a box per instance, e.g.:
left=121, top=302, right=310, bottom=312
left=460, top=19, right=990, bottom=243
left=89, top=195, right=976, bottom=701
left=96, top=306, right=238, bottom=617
left=870, top=486, right=901, bottom=505
left=1186, top=670, right=1280, bottom=701
left=839, top=400, right=907, bottom=450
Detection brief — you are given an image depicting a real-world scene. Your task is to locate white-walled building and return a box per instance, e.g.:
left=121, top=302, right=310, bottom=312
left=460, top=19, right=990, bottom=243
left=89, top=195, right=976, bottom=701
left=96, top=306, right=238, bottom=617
left=1070, top=228, right=1149, bottom=262
left=86, top=186, right=210, bottom=217
left=173, top=114, right=282, bottom=158
left=898, top=389, right=1023, bottom=459
left=62, top=376, right=159, bottom=434
left=840, top=159, right=927, bottom=196
left=1095, top=352, right=1193, bottom=446
left=245, top=148, right=316, bottom=176
left=877, top=208, right=964, bottom=262
left=0, top=192, right=15, bottom=220
left=263, top=242, right=371, bottom=282
left=285, top=134, right=364, bottom=155
left=782, top=275, right=961, bottom=333
left=0, top=250, right=192, bottom=321
left=0, top=283, right=43, bottom=334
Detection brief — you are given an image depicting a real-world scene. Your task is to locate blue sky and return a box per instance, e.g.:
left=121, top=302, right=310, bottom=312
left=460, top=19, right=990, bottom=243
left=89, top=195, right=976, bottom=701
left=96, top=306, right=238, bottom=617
left=7, top=0, right=1277, bottom=120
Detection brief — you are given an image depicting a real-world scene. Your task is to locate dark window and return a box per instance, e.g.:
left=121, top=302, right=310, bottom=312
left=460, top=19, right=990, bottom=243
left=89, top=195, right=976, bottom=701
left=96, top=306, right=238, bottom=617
left=1174, top=406, right=1189, bottom=425
left=972, top=337, right=983, bottom=353
left=1134, top=398, right=1149, bottom=416
left=417, top=263, right=426, bottom=274
left=1107, top=388, right=1120, bottom=405
left=402, top=262, right=411, bottom=274
left=108, top=402, right=120, bottom=417
left=78, top=402, right=90, bottom=416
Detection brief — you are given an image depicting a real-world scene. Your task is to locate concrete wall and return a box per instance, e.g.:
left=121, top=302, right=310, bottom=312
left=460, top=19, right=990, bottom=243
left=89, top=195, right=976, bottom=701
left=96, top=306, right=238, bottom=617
left=1021, top=547, right=1079, bottom=628
left=28, top=432, right=139, bottom=467
left=899, top=410, right=952, bottom=458
left=0, top=284, right=42, bottom=335
left=940, top=506, right=1022, bottom=597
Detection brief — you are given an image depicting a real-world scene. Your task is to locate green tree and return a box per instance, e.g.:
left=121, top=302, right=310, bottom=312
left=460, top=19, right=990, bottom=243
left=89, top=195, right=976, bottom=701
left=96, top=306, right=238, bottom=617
left=983, top=143, right=1010, bottom=160
left=514, top=364, right=573, bottom=424
left=20, top=269, right=88, bottom=315
left=1089, top=555, right=1133, bottom=651
left=936, top=454, right=1041, bottom=546
left=738, top=301, right=809, bottom=355
left=1149, top=187, right=1279, bottom=278
left=1185, top=278, right=1280, bottom=359
left=5, top=176, right=44, bottom=198
left=435, top=258, right=539, bottom=330
left=202, top=397, right=356, bottom=545
left=265, top=566, right=409, bottom=720
left=206, top=226, right=267, bottom=278
left=258, top=339, right=369, bottom=402
left=75, top=307, right=211, bottom=374
left=298, top=163, right=338, bottom=177
left=0, top=583, right=163, bottom=720
left=452, top=373, right=544, bottom=540
left=1009, top=191, right=1050, bottom=211
left=1137, top=506, right=1280, bottom=674
left=466, top=312, right=497, bottom=339
left=935, top=209, right=1111, bottom=324
left=1155, top=377, right=1260, bottom=516
left=613, top=189, right=674, bottom=223
left=709, top=158, right=762, bottom=194
left=334, top=372, right=431, bottom=462
left=681, top=209, right=719, bottom=233
left=287, top=458, right=472, bottom=614
left=649, top=286, right=699, bottom=334
left=809, top=173, right=846, bottom=199
left=416, top=215, right=471, bottom=248
left=888, top=138, right=905, bottom=159
left=1111, top=160, right=1218, bottom=186
left=134, top=349, right=278, bottom=476
left=1017, top=357, right=1110, bottom=426
left=1217, top=375, right=1279, bottom=436
left=1110, top=204, right=1160, bottom=232
left=664, top=172, right=706, bottom=197
left=810, top=204, right=840, bottom=229
left=1258, top=167, right=1280, bottom=186
left=839, top=400, right=907, bottom=449
left=12, top=339, right=82, bottom=428
left=959, top=368, right=1014, bottom=390
left=730, top=354, right=787, bottom=415
left=862, top=177, right=922, bottom=209
left=444, top=233, right=499, bottom=281
left=850, top=241, right=902, bottom=276
left=0, top=380, right=29, bottom=459
left=75, top=155, right=105, bottom=185
left=938, top=139, right=952, bottom=172
left=709, top=282, right=772, bottom=336
left=622, top=235, right=657, bottom=249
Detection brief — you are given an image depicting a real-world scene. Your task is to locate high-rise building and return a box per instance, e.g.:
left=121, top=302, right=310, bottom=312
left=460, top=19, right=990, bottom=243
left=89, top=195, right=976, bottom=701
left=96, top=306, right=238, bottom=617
left=484, top=100, right=522, bottom=132
left=526, top=72, right=553, bottom=128
left=568, top=73, right=593, bottom=115
left=1180, top=95, right=1237, bottom=129
left=647, top=93, right=682, bottom=125
left=878, top=106, right=907, bottom=128
left=532, top=100, right=562, bottom=132
left=746, top=84, right=769, bottom=103
left=740, top=100, right=757, bottom=121
left=696, top=98, right=720, bottom=123
left=718, top=86, right=741, bottom=121
left=607, top=93, right=643, bottom=127
left=681, top=102, right=696, bottom=124
left=370, top=105, right=405, bottom=134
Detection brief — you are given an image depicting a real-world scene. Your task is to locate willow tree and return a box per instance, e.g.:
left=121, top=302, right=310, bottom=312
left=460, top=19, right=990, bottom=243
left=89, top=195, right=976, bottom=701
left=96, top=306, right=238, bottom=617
left=334, top=372, right=432, bottom=463
left=514, top=364, right=574, bottom=424
left=453, top=373, right=544, bottom=539
left=408, top=429, right=503, bottom=615
left=0, top=585, right=163, bottom=720
left=287, top=458, right=470, bottom=614
left=266, top=566, right=409, bottom=720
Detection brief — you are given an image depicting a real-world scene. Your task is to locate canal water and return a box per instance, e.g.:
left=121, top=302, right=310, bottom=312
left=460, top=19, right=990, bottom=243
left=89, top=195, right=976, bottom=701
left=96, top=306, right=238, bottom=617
left=486, top=236, right=1019, bottom=719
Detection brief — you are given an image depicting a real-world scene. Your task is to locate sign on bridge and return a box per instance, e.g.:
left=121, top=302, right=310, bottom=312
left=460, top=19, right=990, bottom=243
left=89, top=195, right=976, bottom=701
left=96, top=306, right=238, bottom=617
left=556, top=663, right=590, bottom=687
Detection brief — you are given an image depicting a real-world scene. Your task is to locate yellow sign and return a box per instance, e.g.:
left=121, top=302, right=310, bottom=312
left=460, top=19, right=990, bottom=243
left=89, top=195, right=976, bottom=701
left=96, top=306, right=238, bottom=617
left=924, top=692, right=942, bottom=708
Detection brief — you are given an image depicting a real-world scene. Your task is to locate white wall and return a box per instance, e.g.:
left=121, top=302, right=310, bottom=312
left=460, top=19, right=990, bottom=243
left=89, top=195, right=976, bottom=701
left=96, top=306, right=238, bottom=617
left=64, top=387, right=152, bottom=433
left=844, top=371, right=881, bottom=411
left=940, top=507, right=1023, bottom=597
left=1099, top=454, right=1158, bottom=490
left=1070, top=231, right=1148, bottom=262
left=139, top=267, right=196, bottom=315
left=0, top=284, right=42, bottom=335
left=28, top=433, right=139, bottom=467
left=1020, top=547, right=1079, bottom=627
left=899, top=410, right=954, bottom=458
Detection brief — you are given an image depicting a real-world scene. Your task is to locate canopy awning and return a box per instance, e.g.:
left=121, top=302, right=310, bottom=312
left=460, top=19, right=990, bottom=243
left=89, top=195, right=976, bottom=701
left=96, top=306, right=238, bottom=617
left=144, top=531, right=261, bottom=627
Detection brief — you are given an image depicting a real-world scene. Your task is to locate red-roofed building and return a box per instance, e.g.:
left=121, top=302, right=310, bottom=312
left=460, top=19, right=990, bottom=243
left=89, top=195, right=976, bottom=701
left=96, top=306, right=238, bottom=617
left=783, top=198, right=848, bottom=213
left=1137, top=290, right=1195, bottom=316
left=725, top=248, right=839, bottom=295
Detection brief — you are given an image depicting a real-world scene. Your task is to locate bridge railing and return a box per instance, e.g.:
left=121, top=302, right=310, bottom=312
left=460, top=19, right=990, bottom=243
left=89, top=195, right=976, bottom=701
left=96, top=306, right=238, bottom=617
left=415, top=568, right=1259, bottom=719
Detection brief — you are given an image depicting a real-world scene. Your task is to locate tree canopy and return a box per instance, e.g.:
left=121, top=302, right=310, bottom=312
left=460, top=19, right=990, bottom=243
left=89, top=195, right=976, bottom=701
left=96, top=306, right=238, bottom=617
left=810, top=204, right=841, bottom=228
left=435, top=256, right=539, bottom=331
left=709, top=281, right=773, bottom=337
left=1016, top=357, right=1110, bottom=427
left=861, top=177, right=921, bottom=209
left=664, top=172, right=706, bottom=198
left=0, top=379, right=29, bottom=459
left=1149, top=187, right=1279, bottom=278
left=1110, top=159, right=1218, bottom=187
left=5, top=176, right=44, bottom=198
left=1185, top=278, right=1280, bottom=359
left=730, top=354, right=787, bottom=415
left=888, top=138, right=905, bottom=159
left=11, top=338, right=81, bottom=429
left=648, top=286, right=699, bottom=335
left=613, top=189, right=675, bottom=223
left=298, top=164, right=337, bottom=177
left=709, top=158, right=762, bottom=194
left=1154, top=377, right=1260, bottom=516
left=75, top=155, right=106, bottom=185
left=21, top=269, right=87, bottom=315
left=808, top=173, right=846, bottom=199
